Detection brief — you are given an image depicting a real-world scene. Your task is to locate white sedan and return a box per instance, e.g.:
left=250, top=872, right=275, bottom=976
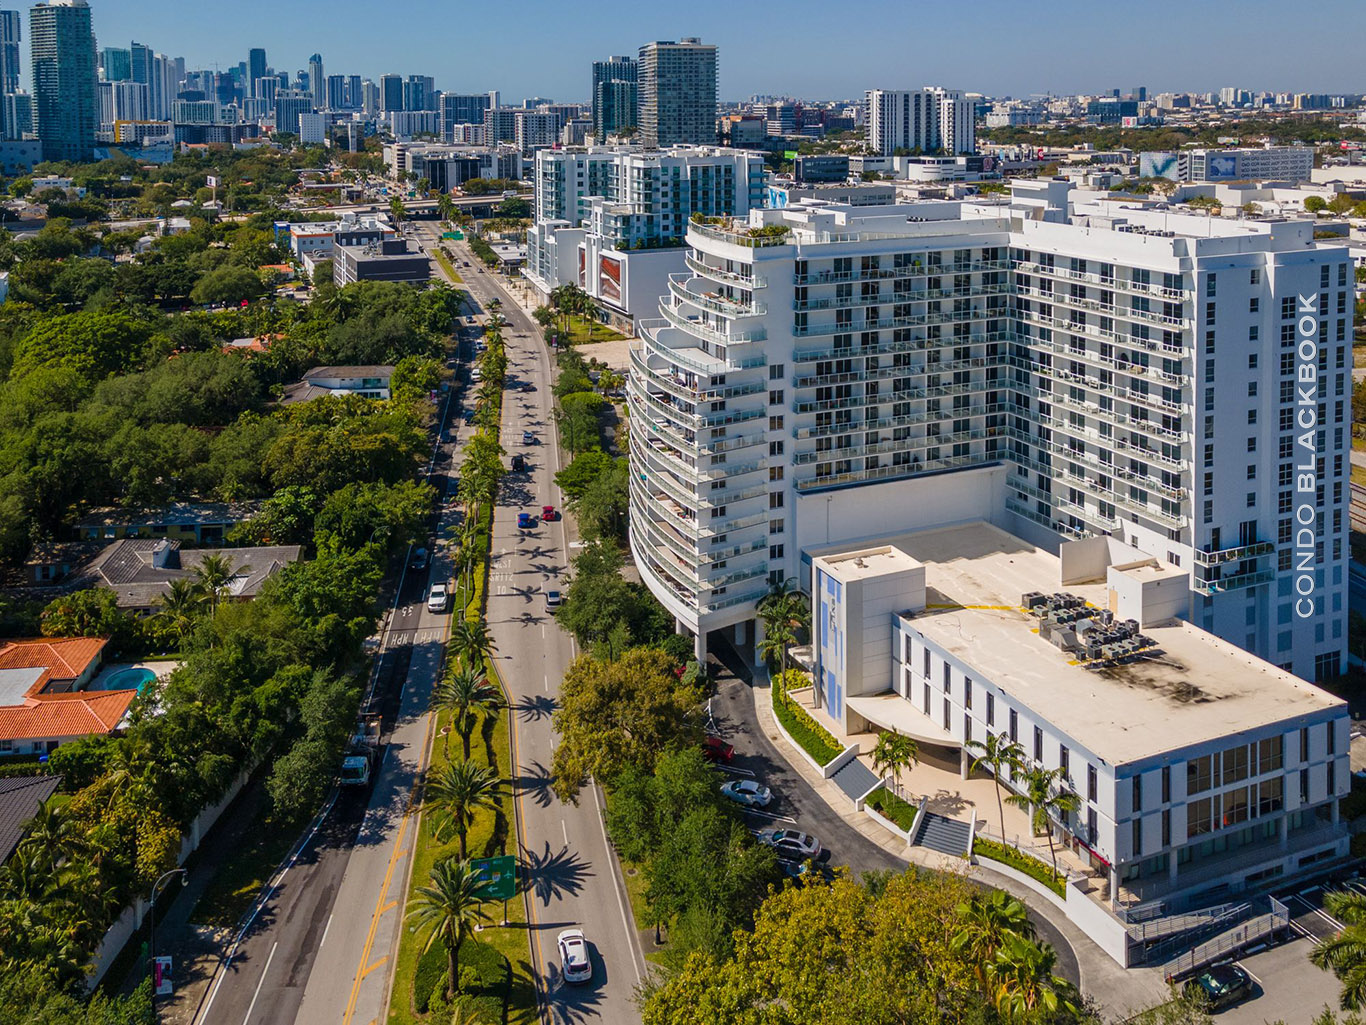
left=556, top=929, right=592, bottom=984
left=759, top=829, right=821, bottom=859
left=720, top=779, right=773, bottom=808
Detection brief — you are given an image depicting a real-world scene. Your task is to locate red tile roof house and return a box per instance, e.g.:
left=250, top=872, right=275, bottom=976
left=0, top=637, right=137, bottom=758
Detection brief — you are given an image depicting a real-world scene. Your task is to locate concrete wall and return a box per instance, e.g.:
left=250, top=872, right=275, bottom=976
left=1059, top=536, right=1111, bottom=586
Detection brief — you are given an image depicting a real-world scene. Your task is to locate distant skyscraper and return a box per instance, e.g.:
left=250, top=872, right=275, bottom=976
left=325, top=74, right=346, bottom=111
left=100, top=45, right=129, bottom=81
left=346, top=74, right=361, bottom=109
left=404, top=74, right=434, bottom=111
left=274, top=88, right=313, bottom=136
left=307, top=53, right=323, bottom=104
left=129, top=39, right=150, bottom=86
left=360, top=78, right=378, bottom=116
left=6, top=88, right=32, bottom=135
left=30, top=0, right=97, bottom=162
left=0, top=10, right=21, bottom=94
left=438, top=92, right=491, bottom=141
left=591, top=54, right=636, bottom=142
left=379, top=73, right=402, bottom=112
left=637, top=38, right=717, bottom=147
left=247, top=47, right=266, bottom=97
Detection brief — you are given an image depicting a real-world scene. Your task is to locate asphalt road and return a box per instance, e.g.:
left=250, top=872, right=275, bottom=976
left=421, top=227, right=648, bottom=1024
left=193, top=307, right=467, bottom=1025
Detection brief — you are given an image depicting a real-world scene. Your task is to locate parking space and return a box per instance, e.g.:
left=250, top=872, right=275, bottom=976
left=1216, top=938, right=1342, bottom=1024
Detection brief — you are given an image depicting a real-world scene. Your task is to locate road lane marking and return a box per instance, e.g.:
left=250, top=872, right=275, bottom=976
left=381, top=901, right=397, bottom=914
left=361, top=957, right=388, bottom=978
left=319, top=914, right=333, bottom=950
left=242, top=941, right=277, bottom=1025
left=590, top=781, right=644, bottom=986
left=561, top=819, right=569, bottom=847
left=543, top=674, right=549, bottom=692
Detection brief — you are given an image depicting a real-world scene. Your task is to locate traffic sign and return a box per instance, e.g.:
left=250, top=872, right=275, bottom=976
left=471, top=854, right=516, bottom=901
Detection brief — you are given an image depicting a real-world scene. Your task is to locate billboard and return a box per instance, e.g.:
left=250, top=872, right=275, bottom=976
left=599, top=255, right=622, bottom=303
left=1205, top=153, right=1239, bottom=180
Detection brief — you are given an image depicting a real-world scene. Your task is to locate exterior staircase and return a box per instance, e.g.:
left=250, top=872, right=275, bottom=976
left=912, top=811, right=972, bottom=857
left=829, top=756, right=878, bottom=802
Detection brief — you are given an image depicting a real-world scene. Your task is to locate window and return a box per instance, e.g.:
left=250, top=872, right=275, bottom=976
left=1187, top=754, right=1214, bottom=794
left=769, top=440, right=784, bottom=456
left=1133, top=775, right=1142, bottom=812
left=768, top=389, right=784, bottom=405
left=1328, top=721, right=1336, bottom=755
left=1132, top=818, right=1143, bottom=855
left=1033, top=726, right=1043, bottom=762
left=964, top=677, right=972, bottom=709
left=1162, top=766, right=1171, bottom=803
left=1059, top=745, right=1069, bottom=778
left=923, top=649, right=930, bottom=677
left=769, top=363, right=785, bottom=380
left=986, top=691, right=994, bottom=726
left=769, top=544, right=784, bottom=560
left=942, top=663, right=951, bottom=692
left=1087, top=764, right=1098, bottom=802
left=1009, top=708, right=1018, bottom=743
left=1188, top=797, right=1214, bottom=838
left=769, top=518, right=784, bottom=534
left=769, top=492, right=784, bottom=509
left=943, top=697, right=951, bottom=731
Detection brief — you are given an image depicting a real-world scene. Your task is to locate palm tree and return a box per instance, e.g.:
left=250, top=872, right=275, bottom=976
left=870, top=731, right=918, bottom=801
left=17, top=803, right=83, bottom=874
left=758, top=580, right=811, bottom=689
left=952, top=891, right=1035, bottom=984
left=193, top=553, right=242, bottom=615
left=157, top=578, right=205, bottom=646
left=1311, top=889, right=1366, bottom=1010
left=1004, top=766, right=1079, bottom=880
left=987, top=934, right=1077, bottom=1022
left=450, top=616, right=497, bottom=672
left=426, top=760, right=503, bottom=859
left=406, top=858, right=491, bottom=1001
left=967, top=732, right=1027, bottom=842
left=431, top=665, right=501, bottom=761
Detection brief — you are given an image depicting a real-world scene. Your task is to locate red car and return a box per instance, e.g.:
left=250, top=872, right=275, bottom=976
left=541, top=505, right=560, bottom=522
left=702, top=735, right=734, bottom=763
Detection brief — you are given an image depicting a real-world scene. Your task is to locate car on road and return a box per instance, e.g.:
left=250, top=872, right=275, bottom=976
left=557, top=929, right=592, bottom=984
left=701, top=735, right=734, bottom=763
left=720, top=779, right=772, bottom=808
left=517, top=512, right=535, bottom=529
left=410, top=547, right=428, bottom=571
left=426, top=583, right=449, bottom=613
left=759, top=829, right=821, bottom=859
left=511, top=454, right=526, bottom=472
left=522, top=430, right=537, bottom=445
left=541, top=505, right=559, bottom=521
left=1183, top=963, right=1253, bottom=1011
left=544, top=585, right=562, bottom=610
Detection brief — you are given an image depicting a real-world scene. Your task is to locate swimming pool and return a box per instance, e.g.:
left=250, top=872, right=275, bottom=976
left=97, top=667, right=157, bottom=692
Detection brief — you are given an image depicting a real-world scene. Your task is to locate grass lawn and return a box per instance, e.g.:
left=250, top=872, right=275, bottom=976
left=432, top=247, right=463, bottom=283
left=556, top=314, right=626, bottom=345
left=1352, top=463, right=1366, bottom=489
left=620, top=862, right=667, bottom=966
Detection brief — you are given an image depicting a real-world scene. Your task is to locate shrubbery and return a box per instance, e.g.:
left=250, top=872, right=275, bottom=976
left=972, top=837, right=1066, bottom=897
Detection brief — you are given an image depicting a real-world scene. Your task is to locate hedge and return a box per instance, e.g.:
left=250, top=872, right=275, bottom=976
left=770, top=670, right=842, bottom=767
left=972, top=836, right=1067, bottom=898
left=866, top=786, right=918, bottom=833
left=414, top=936, right=508, bottom=1017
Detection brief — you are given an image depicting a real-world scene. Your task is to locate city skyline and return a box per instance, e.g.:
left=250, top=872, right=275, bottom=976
left=66, top=0, right=1366, bottom=102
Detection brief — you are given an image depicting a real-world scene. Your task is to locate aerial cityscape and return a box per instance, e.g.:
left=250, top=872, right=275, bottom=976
left=2, top=2, right=1366, bottom=1024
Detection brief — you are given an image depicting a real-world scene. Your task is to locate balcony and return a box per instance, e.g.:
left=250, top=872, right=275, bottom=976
left=668, top=274, right=767, bottom=318
left=688, top=220, right=793, bottom=248
left=795, top=258, right=1011, bottom=285
left=661, top=302, right=768, bottom=346
left=684, top=252, right=767, bottom=289
left=791, top=329, right=1013, bottom=364
left=1194, top=567, right=1277, bottom=595
left=1194, top=541, right=1276, bottom=567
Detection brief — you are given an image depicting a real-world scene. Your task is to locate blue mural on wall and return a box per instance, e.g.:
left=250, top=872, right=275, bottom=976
left=818, top=571, right=844, bottom=720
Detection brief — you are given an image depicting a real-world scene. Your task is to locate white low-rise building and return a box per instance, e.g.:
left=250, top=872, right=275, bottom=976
left=808, top=521, right=1348, bottom=914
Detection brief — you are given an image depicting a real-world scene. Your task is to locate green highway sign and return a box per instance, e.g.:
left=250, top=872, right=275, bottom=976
left=471, top=854, right=516, bottom=901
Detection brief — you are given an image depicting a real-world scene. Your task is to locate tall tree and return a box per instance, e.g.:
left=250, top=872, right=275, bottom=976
left=988, top=933, right=1078, bottom=1022
left=967, top=732, right=1027, bottom=841
left=157, top=577, right=205, bottom=646
left=870, top=731, right=918, bottom=801
left=951, top=890, right=1035, bottom=985
left=193, top=552, right=242, bottom=615
left=425, top=760, right=503, bottom=860
left=449, top=616, right=497, bottom=673
left=1004, top=766, right=1079, bottom=879
left=430, top=665, right=501, bottom=760
left=1311, top=889, right=1366, bottom=1011
left=405, top=857, right=491, bottom=1001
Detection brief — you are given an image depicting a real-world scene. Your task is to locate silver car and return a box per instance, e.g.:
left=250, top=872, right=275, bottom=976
left=720, top=779, right=773, bottom=807
left=759, top=829, right=821, bottom=859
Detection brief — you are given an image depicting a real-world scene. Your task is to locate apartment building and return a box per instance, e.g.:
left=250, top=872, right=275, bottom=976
left=626, top=182, right=1350, bottom=685
left=637, top=38, right=717, bottom=147
left=865, top=86, right=975, bottom=157
left=1140, top=146, right=1315, bottom=183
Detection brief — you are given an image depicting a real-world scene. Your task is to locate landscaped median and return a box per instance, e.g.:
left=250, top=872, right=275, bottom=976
left=770, top=669, right=843, bottom=767
left=971, top=836, right=1067, bottom=898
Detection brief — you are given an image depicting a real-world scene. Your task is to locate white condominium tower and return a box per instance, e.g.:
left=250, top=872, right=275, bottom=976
left=865, top=86, right=976, bottom=156
left=637, top=38, right=718, bottom=148
left=627, top=181, right=1350, bottom=682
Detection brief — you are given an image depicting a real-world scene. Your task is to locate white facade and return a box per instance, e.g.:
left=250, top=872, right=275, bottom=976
left=807, top=523, right=1349, bottom=913
left=297, top=111, right=326, bottom=145
left=865, top=87, right=976, bottom=157
left=286, top=213, right=393, bottom=258
left=626, top=183, right=1351, bottom=683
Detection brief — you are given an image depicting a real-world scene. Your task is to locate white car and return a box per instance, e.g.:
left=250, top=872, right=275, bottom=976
left=544, top=585, right=562, bottom=610
left=557, top=929, right=592, bottom=984
left=426, top=583, right=449, bottom=613
left=759, top=829, right=821, bottom=859
left=720, top=779, right=773, bottom=808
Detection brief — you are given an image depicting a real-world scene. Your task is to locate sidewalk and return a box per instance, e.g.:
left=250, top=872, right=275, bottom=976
left=749, top=661, right=1170, bottom=1017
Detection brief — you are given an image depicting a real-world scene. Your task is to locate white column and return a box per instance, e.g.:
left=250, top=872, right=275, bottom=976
left=675, top=617, right=688, bottom=636
left=694, top=629, right=707, bottom=663
left=959, top=747, right=970, bottom=780
left=734, top=619, right=747, bottom=646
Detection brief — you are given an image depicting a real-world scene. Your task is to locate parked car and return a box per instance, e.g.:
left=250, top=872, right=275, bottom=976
left=759, top=829, right=821, bottom=859
left=426, top=583, right=449, bottom=613
left=517, top=512, right=535, bottom=529
left=557, top=929, right=592, bottom=984
left=511, top=454, right=526, bottom=472
left=541, top=505, right=559, bottom=521
left=463, top=410, right=477, bottom=425
left=410, top=547, right=429, bottom=571
left=522, top=430, right=537, bottom=445
left=720, top=779, right=772, bottom=808
left=1183, top=963, right=1253, bottom=1011
left=701, top=735, right=734, bottom=763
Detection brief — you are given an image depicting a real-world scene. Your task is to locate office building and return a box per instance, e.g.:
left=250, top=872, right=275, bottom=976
left=247, top=47, right=266, bottom=97
left=403, top=74, right=434, bottom=112
left=0, top=10, right=20, bottom=94
left=865, top=87, right=975, bottom=156
left=379, top=73, right=402, bottom=112
left=5, top=88, right=31, bottom=136
left=100, top=44, right=129, bottom=82
left=307, top=53, right=323, bottom=105
left=439, top=92, right=491, bottom=141
left=325, top=74, right=347, bottom=112
left=273, top=89, right=314, bottom=136
left=106, top=79, right=147, bottom=122
left=359, top=78, right=378, bottom=115
left=333, top=238, right=430, bottom=286
left=626, top=181, right=1351, bottom=689
left=806, top=522, right=1347, bottom=945
left=592, top=54, right=636, bottom=142
left=30, top=0, right=98, bottom=162
left=637, top=38, right=717, bottom=147
left=1139, top=147, right=1315, bottom=184
left=255, top=76, right=278, bottom=104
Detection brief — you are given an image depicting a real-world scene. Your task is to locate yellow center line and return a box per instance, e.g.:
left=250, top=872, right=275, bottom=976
left=361, top=957, right=388, bottom=978
left=380, top=901, right=397, bottom=914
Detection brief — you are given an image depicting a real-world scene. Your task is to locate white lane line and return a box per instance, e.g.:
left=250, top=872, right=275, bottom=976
left=319, top=913, right=333, bottom=951
left=543, top=674, right=548, bottom=693
left=590, top=782, right=644, bottom=986
left=562, top=819, right=569, bottom=847
left=241, top=940, right=278, bottom=1025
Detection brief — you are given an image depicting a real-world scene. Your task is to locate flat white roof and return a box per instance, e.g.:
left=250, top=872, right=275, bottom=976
left=815, top=545, right=922, bottom=583
left=830, top=521, right=1344, bottom=766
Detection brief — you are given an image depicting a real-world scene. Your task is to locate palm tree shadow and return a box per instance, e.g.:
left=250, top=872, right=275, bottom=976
left=517, top=694, right=557, bottom=723
left=522, top=840, right=593, bottom=906
left=515, top=759, right=555, bottom=809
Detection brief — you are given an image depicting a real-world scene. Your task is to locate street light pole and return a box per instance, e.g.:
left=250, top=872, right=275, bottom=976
left=148, top=868, right=188, bottom=997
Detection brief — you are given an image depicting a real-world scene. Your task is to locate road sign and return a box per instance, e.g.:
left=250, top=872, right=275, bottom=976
left=471, top=854, right=516, bottom=901
left=153, top=956, right=173, bottom=996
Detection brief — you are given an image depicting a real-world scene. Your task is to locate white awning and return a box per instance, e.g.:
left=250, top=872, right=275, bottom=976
left=845, top=692, right=960, bottom=749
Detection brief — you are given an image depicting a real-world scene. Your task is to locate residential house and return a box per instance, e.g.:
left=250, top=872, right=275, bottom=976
left=0, top=776, right=61, bottom=864
left=74, top=502, right=260, bottom=545
left=0, top=636, right=136, bottom=756
left=77, top=538, right=303, bottom=613
left=280, top=365, right=395, bottom=404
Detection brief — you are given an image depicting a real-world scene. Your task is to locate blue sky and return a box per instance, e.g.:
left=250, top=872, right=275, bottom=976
left=82, top=0, right=1366, bottom=102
